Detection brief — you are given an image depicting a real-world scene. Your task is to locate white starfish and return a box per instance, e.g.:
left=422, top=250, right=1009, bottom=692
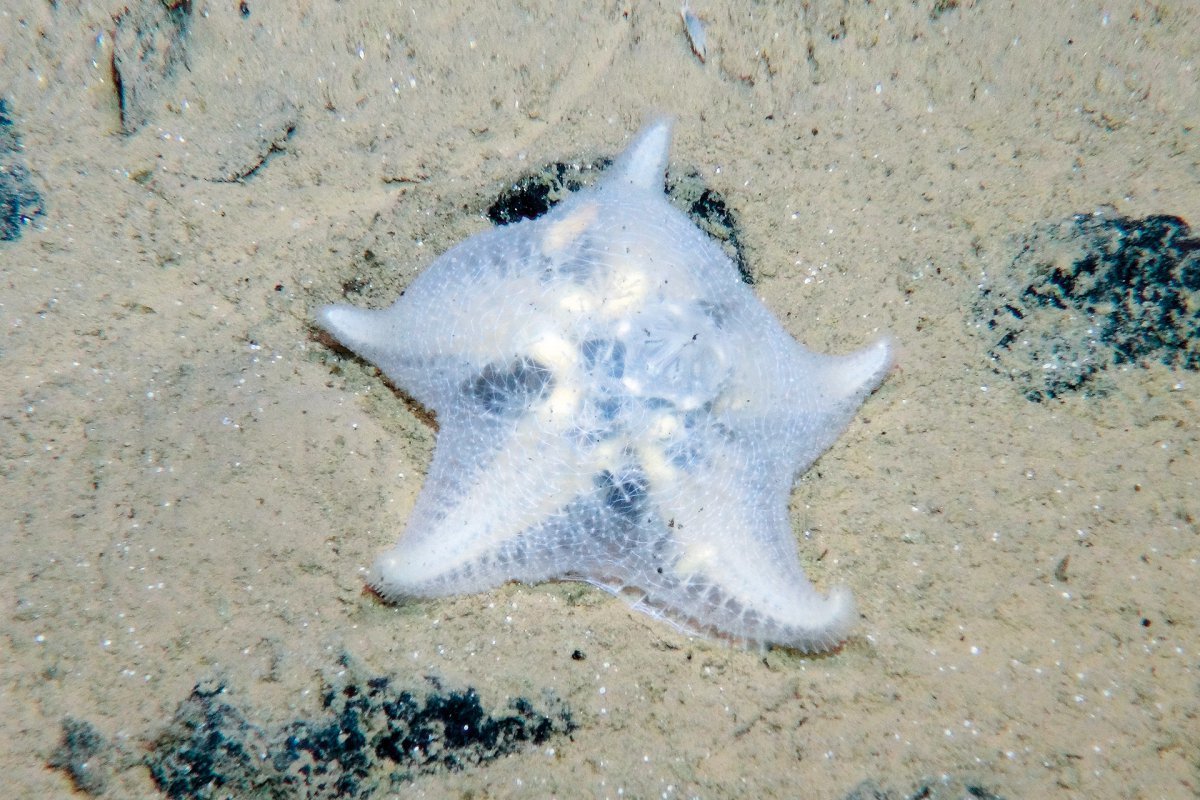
left=317, top=120, right=893, bottom=652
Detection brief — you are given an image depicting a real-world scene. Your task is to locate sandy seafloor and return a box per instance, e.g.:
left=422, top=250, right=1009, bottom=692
left=2, top=1, right=1197, bottom=798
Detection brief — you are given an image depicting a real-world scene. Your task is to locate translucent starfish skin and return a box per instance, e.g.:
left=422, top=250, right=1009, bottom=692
left=317, top=121, right=893, bottom=652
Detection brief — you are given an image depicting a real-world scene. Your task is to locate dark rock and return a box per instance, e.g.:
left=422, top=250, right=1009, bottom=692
left=144, top=657, right=575, bottom=799
left=0, top=99, right=45, bottom=241
left=978, top=211, right=1199, bottom=401
left=144, top=678, right=270, bottom=800
left=47, top=717, right=112, bottom=795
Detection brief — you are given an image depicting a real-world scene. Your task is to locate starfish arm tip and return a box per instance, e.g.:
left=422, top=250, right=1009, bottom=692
left=609, top=118, right=674, bottom=191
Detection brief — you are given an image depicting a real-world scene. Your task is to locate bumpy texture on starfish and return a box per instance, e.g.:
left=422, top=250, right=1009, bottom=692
left=317, top=121, right=893, bottom=652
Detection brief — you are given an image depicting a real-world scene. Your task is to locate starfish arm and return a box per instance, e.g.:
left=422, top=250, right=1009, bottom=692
left=605, top=119, right=672, bottom=191
left=779, top=335, right=894, bottom=475
left=677, top=451, right=859, bottom=650
left=368, top=410, right=593, bottom=600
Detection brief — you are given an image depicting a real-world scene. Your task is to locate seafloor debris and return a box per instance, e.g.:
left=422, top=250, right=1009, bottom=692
left=843, top=777, right=1006, bottom=800
left=977, top=211, right=1199, bottom=401
left=207, top=89, right=297, bottom=183
left=681, top=3, right=707, bottom=63
left=112, top=0, right=193, bottom=133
